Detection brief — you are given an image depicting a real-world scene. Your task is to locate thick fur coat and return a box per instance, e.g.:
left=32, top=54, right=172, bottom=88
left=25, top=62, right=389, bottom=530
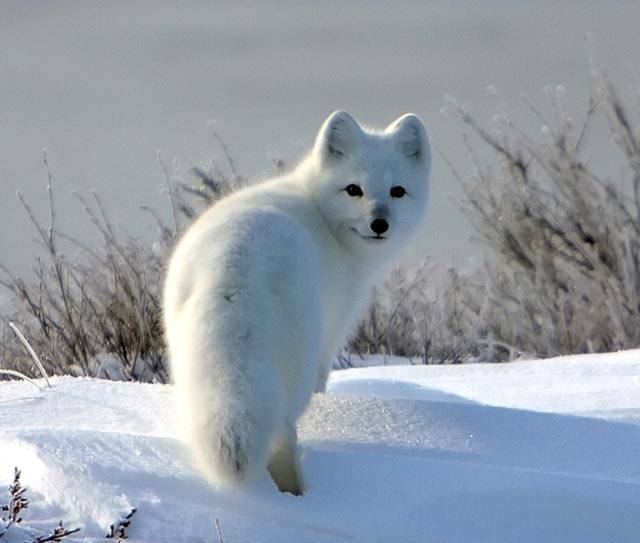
left=163, top=111, right=431, bottom=494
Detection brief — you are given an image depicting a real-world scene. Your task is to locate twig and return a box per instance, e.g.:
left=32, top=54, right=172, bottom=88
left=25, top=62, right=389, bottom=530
left=0, top=467, right=29, bottom=539
left=31, top=521, right=81, bottom=542
left=208, top=121, right=239, bottom=180
left=106, top=507, right=137, bottom=541
left=42, top=149, right=56, bottom=253
left=157, top=151, right=181, bottom=237
left=214, top=518, right=225, bottom=543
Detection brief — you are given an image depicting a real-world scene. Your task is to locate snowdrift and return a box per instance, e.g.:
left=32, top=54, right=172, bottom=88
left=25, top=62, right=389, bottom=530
left=1, top=350, right=639, bottom=542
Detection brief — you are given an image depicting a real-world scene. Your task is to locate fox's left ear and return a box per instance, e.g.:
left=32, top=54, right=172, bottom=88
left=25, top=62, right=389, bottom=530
left=386, top=114, right=431, bottom=168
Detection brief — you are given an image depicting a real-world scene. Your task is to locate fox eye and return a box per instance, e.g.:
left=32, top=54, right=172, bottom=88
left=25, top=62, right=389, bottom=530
left=344, top=184, right=363, bottom=197
left=390, top=186, right=406, bottom=198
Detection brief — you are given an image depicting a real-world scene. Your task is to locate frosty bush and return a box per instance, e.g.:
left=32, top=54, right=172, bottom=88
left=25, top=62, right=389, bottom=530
left=347, top=261, right=491, bottom=363
left=445, top=67, right=640, bottom=357
left=0, top=146, right=243, bottom=382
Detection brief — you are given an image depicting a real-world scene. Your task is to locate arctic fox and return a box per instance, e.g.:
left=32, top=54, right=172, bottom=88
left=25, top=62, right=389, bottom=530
left=163, top=111, right=431, bottom=495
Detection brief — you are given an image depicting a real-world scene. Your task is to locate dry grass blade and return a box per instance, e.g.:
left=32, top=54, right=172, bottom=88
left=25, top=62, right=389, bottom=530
left=8, top=322, right=50, bottom=387
left=0, top=369, right=43, bottom=390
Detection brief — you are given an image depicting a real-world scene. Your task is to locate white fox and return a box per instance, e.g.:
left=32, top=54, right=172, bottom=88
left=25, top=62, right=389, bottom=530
left=163, top=111, right=431, bottom=495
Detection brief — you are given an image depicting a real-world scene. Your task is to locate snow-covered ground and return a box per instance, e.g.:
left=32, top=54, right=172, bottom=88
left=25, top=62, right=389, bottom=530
left=1, top=350, right=639, bottom=542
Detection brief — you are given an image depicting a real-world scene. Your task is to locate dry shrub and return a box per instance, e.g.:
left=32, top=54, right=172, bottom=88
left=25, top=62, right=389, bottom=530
left=444, top=66, right=640, bottom=358
left=347, top=261, right=491, bottom=364
left=0, top=146, right=243, bottom=381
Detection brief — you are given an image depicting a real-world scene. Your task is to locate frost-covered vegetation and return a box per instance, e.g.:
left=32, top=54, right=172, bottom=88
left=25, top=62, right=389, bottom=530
left=1, top=70, right=639, bottom=380
left=354, top=67, right=640, bottom=362
left=448, top=67, right=640, bottom=358
left=0, top=144, right=248, bottom=382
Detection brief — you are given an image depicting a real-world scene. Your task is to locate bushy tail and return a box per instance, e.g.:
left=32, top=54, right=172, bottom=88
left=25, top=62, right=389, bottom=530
left=168, top=298, right=282, bottom=488
left=184, top=389, right=275, bottom=487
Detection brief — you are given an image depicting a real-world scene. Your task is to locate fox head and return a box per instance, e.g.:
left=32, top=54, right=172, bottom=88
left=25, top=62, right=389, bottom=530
left=302, top=110, right=431, bottom=261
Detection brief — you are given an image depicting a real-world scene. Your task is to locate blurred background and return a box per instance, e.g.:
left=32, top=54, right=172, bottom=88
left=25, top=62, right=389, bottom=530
left=2, top=1, right=640, bottom=278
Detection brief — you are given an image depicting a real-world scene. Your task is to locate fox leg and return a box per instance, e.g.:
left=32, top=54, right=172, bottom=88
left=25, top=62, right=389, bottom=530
left=268, top=421, right=305, bottom=495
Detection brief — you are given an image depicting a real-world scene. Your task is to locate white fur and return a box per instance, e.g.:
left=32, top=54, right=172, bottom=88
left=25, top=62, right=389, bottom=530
left=163, top=111, right=431, bottom=494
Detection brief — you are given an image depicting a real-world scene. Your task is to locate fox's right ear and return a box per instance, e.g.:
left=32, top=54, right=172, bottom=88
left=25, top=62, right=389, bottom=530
left=314, top=110, right=363, bottom=163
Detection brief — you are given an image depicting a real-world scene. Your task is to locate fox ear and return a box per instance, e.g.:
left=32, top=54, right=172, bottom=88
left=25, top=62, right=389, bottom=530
left=386, top=114, right=430, bottom=166
left=314, top=110, right=363, bottom=162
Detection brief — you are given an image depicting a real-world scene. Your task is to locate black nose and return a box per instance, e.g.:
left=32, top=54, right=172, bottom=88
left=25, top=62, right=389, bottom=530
left=370, top=218, right=389, bottom=235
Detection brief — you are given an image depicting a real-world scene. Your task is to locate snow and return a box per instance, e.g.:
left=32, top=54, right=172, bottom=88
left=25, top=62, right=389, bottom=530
left=1, top=350, right=640, bottom=542
left=330, top=349, right=640, bottom=424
